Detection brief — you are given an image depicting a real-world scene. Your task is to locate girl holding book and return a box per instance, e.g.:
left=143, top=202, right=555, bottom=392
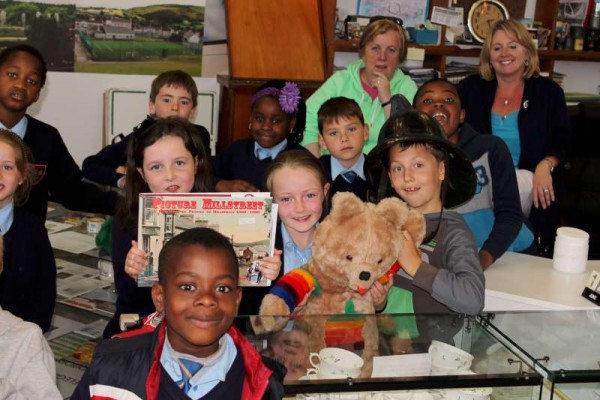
left=112, top=118, right=282, bottom=337
left=104, top=118, right=210, bottom=338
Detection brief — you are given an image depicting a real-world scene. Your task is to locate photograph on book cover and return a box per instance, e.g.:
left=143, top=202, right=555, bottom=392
left=137, top=193, right=278, bottom=288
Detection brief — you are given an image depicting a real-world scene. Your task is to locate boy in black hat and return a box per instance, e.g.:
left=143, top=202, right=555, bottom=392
left=365, top=111, right=485, bottom=317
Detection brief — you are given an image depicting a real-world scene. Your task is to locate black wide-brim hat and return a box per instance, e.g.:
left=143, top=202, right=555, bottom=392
left=365, top=111, right=476, bottom=208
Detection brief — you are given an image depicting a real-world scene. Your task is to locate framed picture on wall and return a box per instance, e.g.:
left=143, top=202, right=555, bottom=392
left=559, top=0, right=592, bottom=25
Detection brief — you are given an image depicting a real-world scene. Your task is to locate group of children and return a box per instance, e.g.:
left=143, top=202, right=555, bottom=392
left=0, top=41, right=537, bottom=398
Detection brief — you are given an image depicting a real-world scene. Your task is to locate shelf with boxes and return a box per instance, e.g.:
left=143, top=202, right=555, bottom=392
left=332, top=0, right=600, bottom=80
left=533, top=0, right=600, bottom=75
left=334, top=39, right=600, bottom=80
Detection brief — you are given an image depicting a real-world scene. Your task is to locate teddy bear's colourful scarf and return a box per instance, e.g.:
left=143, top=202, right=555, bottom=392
left=269, top=268, right=322, bottom=313
left=269, top=261, right=402, bottom=314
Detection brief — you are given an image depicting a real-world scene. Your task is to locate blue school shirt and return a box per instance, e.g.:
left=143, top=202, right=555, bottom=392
left=0, top=116, right=27, bottom=139
left=254, top=139, right=288, bottom=160
left=0, top=202, right=14, bottom=234
left=281, top=223, right=313, bottom=274
left=161, top=332, right=237, bottom=399
left=330, top=154, right=366, bottom=181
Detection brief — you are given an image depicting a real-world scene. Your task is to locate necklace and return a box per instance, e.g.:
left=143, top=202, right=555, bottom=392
left=501, top=92, right=518, bottom=106
left=498, top=83, right=524, bottom=107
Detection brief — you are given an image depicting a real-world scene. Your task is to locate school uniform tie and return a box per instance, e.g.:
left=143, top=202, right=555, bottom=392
left=341, top=170, right=357, bottom=183
left=176, top=358, right=203, bottom=393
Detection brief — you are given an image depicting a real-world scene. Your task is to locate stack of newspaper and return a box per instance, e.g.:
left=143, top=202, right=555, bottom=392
left=137, top=192, right=278, bottom=288
left=401, top=67, right=439, bottom=87
left=444, top=61, right=479, bottom=84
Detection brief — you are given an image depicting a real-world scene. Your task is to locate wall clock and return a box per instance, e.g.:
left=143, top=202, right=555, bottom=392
left=467, top=0, right=510, bottom=43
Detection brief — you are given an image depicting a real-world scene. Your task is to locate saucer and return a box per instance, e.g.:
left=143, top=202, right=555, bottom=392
left=301, top=370, right=352, bottom=380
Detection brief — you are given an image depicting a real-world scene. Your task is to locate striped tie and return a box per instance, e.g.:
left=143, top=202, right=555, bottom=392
left=176, top=358, right=203, bottom=393
left=342, top=170, right=357, bottom=183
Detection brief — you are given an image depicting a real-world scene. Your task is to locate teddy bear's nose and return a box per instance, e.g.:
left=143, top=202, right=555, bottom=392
left=359, top=271, right=371, bottom=281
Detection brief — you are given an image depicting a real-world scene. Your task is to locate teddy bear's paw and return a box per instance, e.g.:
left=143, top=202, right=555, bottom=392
left=250, top=315, right=290, bottom=334
left=360, top=359, right=374, bottom=378
left=259, top=294, right=292, bottom=316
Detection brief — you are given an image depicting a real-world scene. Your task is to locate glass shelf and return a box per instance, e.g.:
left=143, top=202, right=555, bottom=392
left=240, top=313, right=542, bottom=397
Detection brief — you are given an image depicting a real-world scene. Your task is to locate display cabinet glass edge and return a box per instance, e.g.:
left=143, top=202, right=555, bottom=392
left=480, top=310, right=600, bottom=399
left=241, top=313, right=541, bottom=396
left=283, top=373, right=541, bottom=395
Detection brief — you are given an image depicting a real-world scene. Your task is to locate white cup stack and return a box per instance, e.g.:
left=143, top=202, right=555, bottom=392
left=552, top=227, right=589, bottom=274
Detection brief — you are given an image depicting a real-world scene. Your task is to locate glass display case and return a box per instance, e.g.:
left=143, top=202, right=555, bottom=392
left=243, top=313, right=542, bottom=399
left=482, top=310, right=600, bottom=400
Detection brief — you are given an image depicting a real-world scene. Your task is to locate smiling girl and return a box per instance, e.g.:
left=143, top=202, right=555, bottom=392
left=103, top=118, right=212, bottom=338
left=232, top=150, right=329, bottom=318
left=212, top=80, right=307, bottom=192
left=0, top=129, right=56, bottom=332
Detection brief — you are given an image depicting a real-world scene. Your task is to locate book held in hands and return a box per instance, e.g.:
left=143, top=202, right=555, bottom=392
left=137, top=193, right=278, bottom=288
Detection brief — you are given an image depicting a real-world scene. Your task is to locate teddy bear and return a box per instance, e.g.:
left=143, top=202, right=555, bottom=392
left=257, top=192, right=426, bottom=377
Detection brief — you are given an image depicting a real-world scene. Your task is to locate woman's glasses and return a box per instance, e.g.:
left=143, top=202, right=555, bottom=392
left=369, top=15, right=404, bottom=27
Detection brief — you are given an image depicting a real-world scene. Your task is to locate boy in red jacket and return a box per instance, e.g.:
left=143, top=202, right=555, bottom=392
left=72, top=228, right=285, bottom=400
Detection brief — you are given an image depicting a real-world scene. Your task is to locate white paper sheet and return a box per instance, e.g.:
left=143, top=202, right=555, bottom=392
left=45, top=220, right=75, bottom=234
left=431, top=6, right=463, bottom=27
left=55, top=359, right=87, bottom=399
left=372, top=353, right=431, bottom=378
left=44, top=315, right=86, bottom=341
left=57, top=275, right=111, bottom=299
left=49, top=231, right=97, bottom=254
left=56, top=258, right=98, bottom=277
left=75, top=319, right=108, bottom=339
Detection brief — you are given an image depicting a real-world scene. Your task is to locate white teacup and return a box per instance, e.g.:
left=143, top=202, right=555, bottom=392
left=308, top=347, right=364, bottom=378
left=428, top=340, right=474, bottom=374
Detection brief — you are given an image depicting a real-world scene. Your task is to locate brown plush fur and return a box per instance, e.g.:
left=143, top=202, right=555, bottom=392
left=258, top=192, right=426, bottom=377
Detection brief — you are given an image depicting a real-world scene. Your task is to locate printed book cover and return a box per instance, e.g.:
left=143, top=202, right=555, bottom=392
left=137, top=193, right=278, bottom=288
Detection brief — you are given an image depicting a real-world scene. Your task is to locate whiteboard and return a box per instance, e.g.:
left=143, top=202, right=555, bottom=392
left=103, top=88, right=218, bottom=155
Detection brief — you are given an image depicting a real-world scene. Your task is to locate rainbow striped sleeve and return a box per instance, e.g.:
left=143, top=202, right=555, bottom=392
left=269, top=268, right=321, bottom=313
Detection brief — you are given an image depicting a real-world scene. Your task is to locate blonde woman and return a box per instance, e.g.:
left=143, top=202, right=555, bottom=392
left=458, top=19, right=572, bottom=256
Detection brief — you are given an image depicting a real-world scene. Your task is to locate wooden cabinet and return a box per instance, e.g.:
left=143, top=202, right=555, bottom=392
left=217, top=0, right=335, bottom=150
left=332, top=0, right=600, bottom=78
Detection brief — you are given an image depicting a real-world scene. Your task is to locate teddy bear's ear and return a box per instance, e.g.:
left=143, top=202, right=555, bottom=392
left=403, top=209, right=427, bottom=247
left=375, top=198, right=426, bottom=247
left=374, top=197, right=409, bottom=228
left=330, top=192, right=365, bottom=221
